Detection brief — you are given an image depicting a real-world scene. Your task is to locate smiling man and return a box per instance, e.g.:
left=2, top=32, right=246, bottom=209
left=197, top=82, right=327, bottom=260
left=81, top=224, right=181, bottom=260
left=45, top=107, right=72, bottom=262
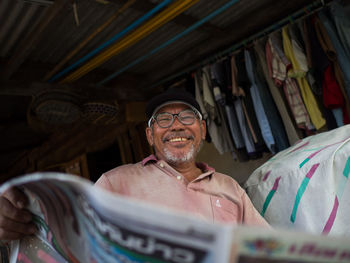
left=95, top=89, right=268, bottom=226
left=0, top=89, right=267, bottom=242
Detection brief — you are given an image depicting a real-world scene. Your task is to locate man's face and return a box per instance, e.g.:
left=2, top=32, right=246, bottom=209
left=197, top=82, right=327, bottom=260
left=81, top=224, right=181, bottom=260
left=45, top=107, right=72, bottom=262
left=146, top=103, right=206, bottom=165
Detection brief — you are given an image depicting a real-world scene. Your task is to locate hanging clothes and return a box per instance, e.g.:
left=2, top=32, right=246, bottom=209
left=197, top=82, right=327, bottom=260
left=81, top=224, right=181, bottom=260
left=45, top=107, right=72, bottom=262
left=310, top=16, right=350, bottom=114
left=249, top=48, right=290, bottom=152
left=266, top=35, right=289, bottom=87
left=282, top=26, right=326, bottom=130
left=235, top=52, right=267, bottom=157
left=296, top=21, right=319, bottom=95
left=318, top=10, right=350, bottom=100
left=254, top=41, right=300, bottom=145
left=323, top=65, right=350, bottom=124
left=329, top=0, right=350, bottom=60
left=224, top=104, right=246, bottom=149
left=244, top=49, right=276, bottom=153
left=210, top=62, right=226, bottom=104
left=266, top=34, right=313, bottom=131
left=218, top=59, right=255, bottom=160
left=231, top=55, right=258, bottom=144
left=305, top=18, right=330, bottom=88
left=312, top=16, right=350, bottom=124
left=212, top=60, right=248, bottom=153
left=230, top=55, right=258, bottom=156
left=211, top=61, right=254, bottom=162
left=209, top=64, right=242, bottom=158
left=299, top=19, right=339, bottom=130
left=298, top=21, right=314, bottom=71
left=194, top=67, right=234, bottom=155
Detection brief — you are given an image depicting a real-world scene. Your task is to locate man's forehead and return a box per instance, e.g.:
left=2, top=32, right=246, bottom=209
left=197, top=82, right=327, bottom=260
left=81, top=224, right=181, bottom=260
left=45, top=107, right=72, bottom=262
left=156, top=103, right=191, bottom=114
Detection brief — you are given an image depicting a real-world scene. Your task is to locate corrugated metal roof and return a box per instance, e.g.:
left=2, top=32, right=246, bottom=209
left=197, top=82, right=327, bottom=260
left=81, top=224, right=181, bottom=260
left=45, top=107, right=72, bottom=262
left=0, top=0, right=48, bottom=57
left=1, top=0, right=319, bottom=84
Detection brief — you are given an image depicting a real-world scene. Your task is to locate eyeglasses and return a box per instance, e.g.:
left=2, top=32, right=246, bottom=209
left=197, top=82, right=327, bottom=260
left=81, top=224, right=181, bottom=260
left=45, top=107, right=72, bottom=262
left=148, top=109, right=202, bottom=128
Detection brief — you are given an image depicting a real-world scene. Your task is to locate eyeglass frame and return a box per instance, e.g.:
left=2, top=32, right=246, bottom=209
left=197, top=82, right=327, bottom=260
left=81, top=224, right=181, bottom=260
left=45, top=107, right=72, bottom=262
left=147, top=108, right=202, bottom=128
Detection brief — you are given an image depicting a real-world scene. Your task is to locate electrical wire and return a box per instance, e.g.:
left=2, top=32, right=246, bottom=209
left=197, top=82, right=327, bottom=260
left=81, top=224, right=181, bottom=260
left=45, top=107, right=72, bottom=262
left=44, top=0, right=137, bottom=81
left=97, top=0, right=241, bottom=87
left=60, top=0, right=199, bottom=83
left=48, top=0, right=174, bottom=82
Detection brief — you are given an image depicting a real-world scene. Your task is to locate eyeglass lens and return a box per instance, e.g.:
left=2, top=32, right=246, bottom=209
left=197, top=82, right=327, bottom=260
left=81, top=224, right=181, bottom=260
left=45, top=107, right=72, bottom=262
left=156, top=110, right=196, bottom=128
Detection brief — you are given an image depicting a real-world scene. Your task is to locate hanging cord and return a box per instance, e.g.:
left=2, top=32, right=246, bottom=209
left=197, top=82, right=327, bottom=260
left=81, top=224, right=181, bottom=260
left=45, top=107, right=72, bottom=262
left=72, top=0, right=79, bottom=26
left=48, top=0, right=173, bottom=82
left=149, top=0, right=332, bottom=90
left=44, top=0, right=137, bottom=81
left=97, top=0, right=241, bottom=87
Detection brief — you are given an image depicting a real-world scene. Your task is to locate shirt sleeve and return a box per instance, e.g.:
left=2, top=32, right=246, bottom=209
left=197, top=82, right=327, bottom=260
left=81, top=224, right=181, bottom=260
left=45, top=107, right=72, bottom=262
left=94, top=174, right=114, bottom=192
left=241, top=190, right=270, bottom=227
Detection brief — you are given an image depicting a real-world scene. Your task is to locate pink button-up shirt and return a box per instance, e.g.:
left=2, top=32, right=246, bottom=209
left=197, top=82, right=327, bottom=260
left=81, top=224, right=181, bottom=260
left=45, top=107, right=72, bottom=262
left=95, top=155, right=268, bottom=226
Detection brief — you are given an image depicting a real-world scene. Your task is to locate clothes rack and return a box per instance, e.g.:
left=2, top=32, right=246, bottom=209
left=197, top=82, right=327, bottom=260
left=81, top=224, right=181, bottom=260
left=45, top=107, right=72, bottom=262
left=150, top=0, right=332, bottom=90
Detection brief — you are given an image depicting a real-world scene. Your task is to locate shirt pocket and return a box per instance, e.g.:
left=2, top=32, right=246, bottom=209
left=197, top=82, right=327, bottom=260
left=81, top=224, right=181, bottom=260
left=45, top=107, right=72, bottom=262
left=210, top=196, right=240, bottom=223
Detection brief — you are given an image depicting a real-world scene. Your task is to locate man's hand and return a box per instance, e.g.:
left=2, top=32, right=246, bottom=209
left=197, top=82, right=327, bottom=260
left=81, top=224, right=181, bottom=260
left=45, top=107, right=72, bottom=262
left=0, top=188, right=36, bottom=240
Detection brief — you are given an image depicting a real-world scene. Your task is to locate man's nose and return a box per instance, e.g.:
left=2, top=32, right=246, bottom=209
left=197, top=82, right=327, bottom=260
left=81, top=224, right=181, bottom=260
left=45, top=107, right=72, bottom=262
left=170, top=115, right=184, bottom=129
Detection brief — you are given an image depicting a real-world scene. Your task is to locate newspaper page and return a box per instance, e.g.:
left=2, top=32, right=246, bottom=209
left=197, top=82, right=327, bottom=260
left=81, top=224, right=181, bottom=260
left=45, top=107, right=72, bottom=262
left=0, top=172, right=233, bottom=263
left=231, top=226, right=350, bottom=263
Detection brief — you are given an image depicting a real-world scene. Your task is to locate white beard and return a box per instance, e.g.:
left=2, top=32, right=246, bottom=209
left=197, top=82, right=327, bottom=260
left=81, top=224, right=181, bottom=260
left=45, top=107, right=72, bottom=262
left=163, top=145, right=195, bottom=164
left=163, top=141, right=203, bottom=165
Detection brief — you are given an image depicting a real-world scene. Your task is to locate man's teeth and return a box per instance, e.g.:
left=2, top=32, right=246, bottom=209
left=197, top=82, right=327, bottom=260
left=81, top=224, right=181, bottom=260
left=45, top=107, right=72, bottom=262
left=169, top=137, right=187, bottom=142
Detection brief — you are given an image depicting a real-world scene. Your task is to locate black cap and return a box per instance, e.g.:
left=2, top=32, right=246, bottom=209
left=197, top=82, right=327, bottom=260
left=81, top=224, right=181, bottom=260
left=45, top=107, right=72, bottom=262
left=145, top=89, right=202, bottom=119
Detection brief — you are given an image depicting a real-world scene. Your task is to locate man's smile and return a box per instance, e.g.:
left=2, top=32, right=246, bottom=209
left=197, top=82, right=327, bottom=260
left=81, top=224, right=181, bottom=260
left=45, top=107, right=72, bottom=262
left=169, top=137, right=189, bottom=142
left=163, top=134, right=194, bottom=144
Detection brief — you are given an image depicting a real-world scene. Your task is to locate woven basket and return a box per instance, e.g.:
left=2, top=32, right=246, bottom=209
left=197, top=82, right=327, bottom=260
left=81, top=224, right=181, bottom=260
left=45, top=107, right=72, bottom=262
left=30, top=89, right=82, bottom=125
left=82, top=101, right=119, bottom=125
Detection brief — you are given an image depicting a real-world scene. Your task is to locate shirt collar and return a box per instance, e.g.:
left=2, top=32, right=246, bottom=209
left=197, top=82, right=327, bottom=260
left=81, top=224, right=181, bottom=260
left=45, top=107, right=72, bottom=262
left=141, top=154, right=158, bottom=166
left=141, top=154, right=215, bottom=174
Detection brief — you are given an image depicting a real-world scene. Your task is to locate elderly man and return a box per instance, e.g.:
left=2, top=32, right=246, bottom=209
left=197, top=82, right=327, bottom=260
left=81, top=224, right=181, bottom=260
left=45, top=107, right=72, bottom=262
left=0, top=90, right=268, bottom=241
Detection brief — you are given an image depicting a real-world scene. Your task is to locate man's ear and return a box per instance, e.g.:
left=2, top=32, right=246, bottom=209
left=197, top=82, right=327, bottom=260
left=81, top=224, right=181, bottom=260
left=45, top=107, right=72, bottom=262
left=200, top=120, right=206, bottom=140
left=145, top=127, right=154, bottom=146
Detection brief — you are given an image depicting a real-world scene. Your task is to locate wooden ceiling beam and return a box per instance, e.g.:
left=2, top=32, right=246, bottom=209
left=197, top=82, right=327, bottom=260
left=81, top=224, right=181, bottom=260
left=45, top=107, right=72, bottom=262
left=0, top=81, right=43, bottom=96
left=0, top=80, right=146, bottom=101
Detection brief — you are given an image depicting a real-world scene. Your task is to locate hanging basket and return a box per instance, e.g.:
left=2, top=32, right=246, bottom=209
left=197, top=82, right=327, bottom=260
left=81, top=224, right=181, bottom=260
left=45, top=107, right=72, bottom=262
left=30, top=89, right=82, bottom=125
left=82, top=101, right=119, bottom=125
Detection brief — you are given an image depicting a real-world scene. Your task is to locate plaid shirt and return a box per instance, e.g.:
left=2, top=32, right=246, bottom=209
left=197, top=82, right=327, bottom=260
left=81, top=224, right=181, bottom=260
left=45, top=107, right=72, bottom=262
left=266, top=35, right=313, bottom=130
left=266, top=37, right=289, bottom=87
left=284, top=77, right=313, bottom=130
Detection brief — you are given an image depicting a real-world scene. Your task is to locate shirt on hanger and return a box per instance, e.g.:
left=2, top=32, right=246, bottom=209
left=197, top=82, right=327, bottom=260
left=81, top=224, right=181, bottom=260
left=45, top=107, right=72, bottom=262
left=282, top=26, right=326, bottom=130
left=254, top=41, right=300, bottom=145
left=267, top=35, right=313, bottom=131
left=194, top=68, right=234, bottom=155
left=318, top=10, right=350, bottom=101
left=245, top=49, right=276, bottom=153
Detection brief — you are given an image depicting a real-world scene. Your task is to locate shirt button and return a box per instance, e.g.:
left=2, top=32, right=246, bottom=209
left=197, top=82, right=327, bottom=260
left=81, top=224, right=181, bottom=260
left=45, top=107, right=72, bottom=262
left=176, top=175, right=181, bottom=180
left=159, top=163, right=164, bottom=168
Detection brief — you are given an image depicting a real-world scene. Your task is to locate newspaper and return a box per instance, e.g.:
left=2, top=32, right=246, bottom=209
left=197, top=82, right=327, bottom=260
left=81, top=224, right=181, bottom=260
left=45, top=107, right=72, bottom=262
left=231, top=226, right=350, bottom=263
left=0, top=173, right=233, bottom=263
left=0, top=173, right=350, bottom=263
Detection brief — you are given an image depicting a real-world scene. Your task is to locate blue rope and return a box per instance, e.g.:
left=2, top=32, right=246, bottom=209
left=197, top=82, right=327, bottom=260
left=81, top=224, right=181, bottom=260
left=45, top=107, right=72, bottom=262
left=97, top=0, right=240, bottom=87
left=48, top=0, right=173, bottom=82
